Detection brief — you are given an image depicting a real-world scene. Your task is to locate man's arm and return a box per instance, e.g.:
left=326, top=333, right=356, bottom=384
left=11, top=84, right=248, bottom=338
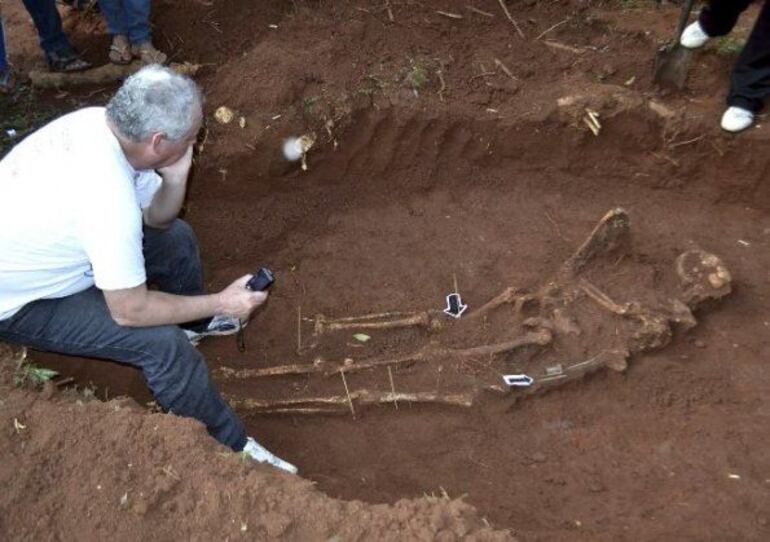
left=143, top=145, right=192, bottom=229
left=104, top=275, right=267, bottom=327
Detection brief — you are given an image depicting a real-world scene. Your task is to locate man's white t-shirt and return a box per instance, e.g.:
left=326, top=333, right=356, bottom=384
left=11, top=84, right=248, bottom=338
left=0, top=107, right=162, bottom=320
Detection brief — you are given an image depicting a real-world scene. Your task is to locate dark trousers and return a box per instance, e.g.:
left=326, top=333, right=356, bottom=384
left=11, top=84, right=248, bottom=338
left=0, top=219, right=248, bottom=451
left=0, top=20, right=6, bottom=72
left=19, top=0, right=73, bottom=55
left=98, top=0, right=152, bottom=44
left=700, top=0, right=770, bottom=111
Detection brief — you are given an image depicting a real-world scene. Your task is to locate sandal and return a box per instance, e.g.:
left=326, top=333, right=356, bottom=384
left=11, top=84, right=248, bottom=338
left=109, top=35, right=133, bottom=65
left=131, top=41, right=168, bottom=65
left=0, top=67, right=16, bottom=94
left=45, top=45, right=92, bottom=73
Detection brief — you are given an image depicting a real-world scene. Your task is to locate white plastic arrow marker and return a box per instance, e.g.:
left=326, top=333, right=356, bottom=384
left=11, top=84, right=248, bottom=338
left=502, top=374, right=534, bottom=387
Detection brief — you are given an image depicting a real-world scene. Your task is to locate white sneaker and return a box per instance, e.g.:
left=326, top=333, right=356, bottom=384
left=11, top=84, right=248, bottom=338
left=243, top=437, right=298, bottom=474
left=680, top=21, right=710, bottom=49
left=183, top=314, right=242, bottom=345
left=720, top=106, right=754, bottom=132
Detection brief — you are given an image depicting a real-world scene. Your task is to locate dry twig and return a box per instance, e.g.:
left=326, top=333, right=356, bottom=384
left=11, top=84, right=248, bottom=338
left=466, top=5, right=494, bottom=18
left=535, top=18, right=569, bottom=41
left=496, top=0, right=525, bottom=38
left=436, top=10, right=463, bottom=19
left=494, top=58, right=516, bottom=80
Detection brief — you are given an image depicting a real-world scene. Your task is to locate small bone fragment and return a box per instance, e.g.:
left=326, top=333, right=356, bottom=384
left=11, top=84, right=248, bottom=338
left=469, top=287, right=536, bottom=320
left=561, top=208, right=630, bottom=277
left=580, top=280, right=630, bottom=315
left=553, top=308, right=581, bottom=335
left=668, top=299, right=697, bottom=331
left=676, top=250, right=732, bottom=308
left=583, top=115, right=600, bottom=136
left=600, top=349, right=630, bottom=372
left=629, top=313, right=672, bottom=353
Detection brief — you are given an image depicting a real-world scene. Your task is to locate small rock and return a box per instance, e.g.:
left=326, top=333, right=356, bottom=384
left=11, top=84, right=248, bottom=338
left=588, top=480, right=605, bottom=493
left=531, top=452, right=547, bottom=463
left=694, top=340, right=706, bottom=349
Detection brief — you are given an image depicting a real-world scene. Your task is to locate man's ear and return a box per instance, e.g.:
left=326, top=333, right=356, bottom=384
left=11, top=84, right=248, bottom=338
left=150, top=132, right=166, bottom=153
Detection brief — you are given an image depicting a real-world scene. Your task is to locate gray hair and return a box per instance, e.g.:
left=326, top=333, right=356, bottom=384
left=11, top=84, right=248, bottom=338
left=106, top=64, right=203, bottom=142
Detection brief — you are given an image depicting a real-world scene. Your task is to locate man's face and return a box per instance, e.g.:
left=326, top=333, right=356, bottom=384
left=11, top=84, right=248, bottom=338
left=144, top=110, right=203, bottom=169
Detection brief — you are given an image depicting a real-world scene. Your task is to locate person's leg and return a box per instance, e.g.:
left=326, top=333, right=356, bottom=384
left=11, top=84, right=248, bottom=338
left=143, top=219, right=205, bottom=297
left=121, top=0, right=166, bottom=64
left=97, top=0, right=128, bottom=38
left=143, top=218, right=218, bottom=334
left=727, top=0, right=770, bottom=112
left=122, top=0, right=150, bottom=45
left=20, top=0, right=69, bottom=54
left=0, top=19, right=12, bottom=93
left=143, top=218, right=244, bottom=340
left=0, top=287, right=248, bottom=450
left=0, top=19, right=7, bottom=73
left=21, top=0, right=90, bottom=71
left=699, top=0, right=754, bottom=37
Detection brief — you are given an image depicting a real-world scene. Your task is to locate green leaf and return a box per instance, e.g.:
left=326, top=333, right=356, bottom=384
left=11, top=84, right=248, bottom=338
left=353, top=333, right=371, bottom=342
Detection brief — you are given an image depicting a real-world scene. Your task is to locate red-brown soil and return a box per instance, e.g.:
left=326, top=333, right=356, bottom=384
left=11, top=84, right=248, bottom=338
left=2, top=0, right=770, bottom=540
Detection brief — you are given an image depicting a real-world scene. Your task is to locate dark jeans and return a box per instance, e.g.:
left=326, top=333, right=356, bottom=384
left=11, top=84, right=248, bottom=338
left=0, top=219, right=248, bottom=451
left=700, top=0, right=770, bottom=112
left=98, top=0, right=151, bottom=44
left=20, top=0, right=72, bottom=55
left=0, top=20, right=6, bottom=72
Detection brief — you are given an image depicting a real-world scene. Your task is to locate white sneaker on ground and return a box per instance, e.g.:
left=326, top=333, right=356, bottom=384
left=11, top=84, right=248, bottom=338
left=680, top=21, right=710, bottom=49
left=243, top=437, right=298, bottom=474
left=720, top=106, right=754, bottom=133
left=183, top=314, right=242, bottom=345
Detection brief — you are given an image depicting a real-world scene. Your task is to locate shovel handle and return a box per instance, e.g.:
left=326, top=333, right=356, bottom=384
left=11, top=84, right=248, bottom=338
left=674, top=0, right=696, bottom=42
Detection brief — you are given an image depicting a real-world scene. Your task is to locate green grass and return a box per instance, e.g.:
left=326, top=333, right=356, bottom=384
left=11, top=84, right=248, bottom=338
left=14, top=362, right=58, bottom=388
left=405, top=64, right=429, bottom=92
left=714, top=36, right=746, bottom=56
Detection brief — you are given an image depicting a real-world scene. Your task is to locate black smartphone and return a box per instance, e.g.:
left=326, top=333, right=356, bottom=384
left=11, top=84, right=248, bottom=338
left=246, top=267, right=275, bottom=292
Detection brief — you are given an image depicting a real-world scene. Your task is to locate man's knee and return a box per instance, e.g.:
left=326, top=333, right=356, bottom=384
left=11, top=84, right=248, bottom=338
left=165, top=219, right=199, bottom=250
left=138, top=325, right=204, bottom=382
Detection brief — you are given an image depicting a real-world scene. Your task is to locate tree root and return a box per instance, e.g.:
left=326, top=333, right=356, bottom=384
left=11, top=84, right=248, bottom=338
left=28, top=61, right=201, bottom=88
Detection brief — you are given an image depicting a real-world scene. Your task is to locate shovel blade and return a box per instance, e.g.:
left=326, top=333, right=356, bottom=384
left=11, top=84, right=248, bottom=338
left=654, top=43, right=692, bottom=90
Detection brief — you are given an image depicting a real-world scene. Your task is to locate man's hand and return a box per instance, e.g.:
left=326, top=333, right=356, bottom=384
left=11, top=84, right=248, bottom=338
left=144, top=144, right=193, bottom=229
left=157, top=144, right=193, bottom=183
left=217, top=274, right=269, bottom=322
left=104, top=274, right=268, bottom=327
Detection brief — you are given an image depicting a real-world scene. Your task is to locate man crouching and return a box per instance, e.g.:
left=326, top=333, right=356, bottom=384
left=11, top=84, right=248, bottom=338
left=0, top=65, right=296, bottom=474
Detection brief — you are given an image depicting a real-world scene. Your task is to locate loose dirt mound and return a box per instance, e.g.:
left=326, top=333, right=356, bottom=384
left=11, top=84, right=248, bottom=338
left=0, top=348, right=508, bottom=541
